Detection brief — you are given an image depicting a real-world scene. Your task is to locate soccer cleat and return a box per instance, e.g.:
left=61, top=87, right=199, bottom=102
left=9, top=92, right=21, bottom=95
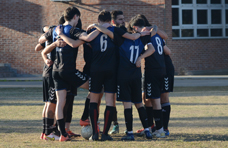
left=144, top=130, right=152, bottom=139
left=164, top=129, right=170, bottom=136
left=152, top=129, right=166, bottom=138
left=89, top=133, right=99, bottom=141
left=101, top=134, right=113, bottom=141
left=59, top=135, right=71, bottom=142
left=80, top=119, right=90, bottom=126
left=40, top=133, right=44, bottom=140
left=121, top=133, right=135, bottom=141
left=109, top=125, right=119, bottom=134
left=45, top=133, right=60, bottom=141
left=136, top=128, right=145, bottom=137
left=66, top=129, right=81, bottom=137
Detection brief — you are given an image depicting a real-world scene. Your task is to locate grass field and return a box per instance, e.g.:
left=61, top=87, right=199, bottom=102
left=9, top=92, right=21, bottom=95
left=0, top=87, right=228, bottom=148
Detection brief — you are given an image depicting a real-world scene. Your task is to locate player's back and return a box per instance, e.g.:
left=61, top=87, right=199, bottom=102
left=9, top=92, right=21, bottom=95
left=118, top=37, right=147, bottom=79
left=89, top=26, right=117, bottom=72
left=52, top=25, right=79, bottom=71
left=145, top=34, right=166, bottom=70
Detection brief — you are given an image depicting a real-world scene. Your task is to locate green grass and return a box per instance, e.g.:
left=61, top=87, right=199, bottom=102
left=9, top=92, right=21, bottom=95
left=0, top=87, right=228, bottom=148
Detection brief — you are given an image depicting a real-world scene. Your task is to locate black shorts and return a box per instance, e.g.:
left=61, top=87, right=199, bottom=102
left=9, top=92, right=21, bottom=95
left=89, top=70, right=117, bottom=93
left=53, top=69, right=89, bottom=91
left=83, top=62, right=91, bottom=77
left=117, top=77, right=142, bottom=103
left=42, top=76, right=56, bottom=104
left=144, top=69, right=166, bottom=99
left=162, top=68, right=174, bottom=93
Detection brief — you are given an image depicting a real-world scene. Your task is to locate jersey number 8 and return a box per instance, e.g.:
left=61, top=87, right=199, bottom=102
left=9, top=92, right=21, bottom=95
left=155, top=37, right=163, bottom=55
left=100, top=34, right=108, bottom=52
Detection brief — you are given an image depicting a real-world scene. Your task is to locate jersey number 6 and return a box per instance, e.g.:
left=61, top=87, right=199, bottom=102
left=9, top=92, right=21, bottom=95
left=100, top=34, right=108, bottom=52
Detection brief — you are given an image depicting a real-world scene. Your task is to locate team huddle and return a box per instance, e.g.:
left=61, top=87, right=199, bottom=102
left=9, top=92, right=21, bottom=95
left=35, top=6, right=174, bottom=142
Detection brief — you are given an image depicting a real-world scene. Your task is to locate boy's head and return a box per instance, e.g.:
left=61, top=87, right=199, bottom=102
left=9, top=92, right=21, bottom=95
left=127, top=16, right=145, bottom=33
left=63, top=7, right=80, bottom=26
left=111, top=10, right=125, bottom=26
left=136, top=14, right=151, bottom=26
left=98, top=10, right=111, bottom=24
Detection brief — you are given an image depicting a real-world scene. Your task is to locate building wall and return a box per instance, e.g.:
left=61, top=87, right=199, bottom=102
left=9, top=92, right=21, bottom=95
left=0, top=0, right=227, bottom=76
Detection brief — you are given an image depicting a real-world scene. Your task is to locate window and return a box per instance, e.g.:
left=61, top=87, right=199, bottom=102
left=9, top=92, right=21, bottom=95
left=172, top=0, right=228, bottom=39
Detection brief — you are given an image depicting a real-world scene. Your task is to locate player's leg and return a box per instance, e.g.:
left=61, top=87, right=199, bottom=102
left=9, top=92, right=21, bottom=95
left=145, top=70, right=165, bottom=138
left=150, top=98, right=165, bottom=138
left=41, top=103, right=48, bottom=140
left=134, top=102, right=152, bottom=139
left=161, top=92, right=171, bottom=136
left=132, top=78, right=152, bottom=139
left=80, top=93, right=91, bottom=126
left=121, top=102, right=135, bottom=141
left=64, top=93, right=81, bottom=137
left=161, top=71, right=174, bottom=136
left=89, top=92, right=101, bottom=141
left=101, top=93, right=115, bottom=141
left=56, top=89, right=70, bottom=141
left=109, top=94, right=119, bottom=134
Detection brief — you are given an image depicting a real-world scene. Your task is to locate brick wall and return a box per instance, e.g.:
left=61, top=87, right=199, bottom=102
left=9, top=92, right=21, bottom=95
left=0, top=0, right=227, bottom=76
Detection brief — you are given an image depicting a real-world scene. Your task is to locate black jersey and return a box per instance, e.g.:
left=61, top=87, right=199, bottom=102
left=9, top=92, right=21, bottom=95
left=44, top=26, right=56, bottom=62
left=145, top=34, right=166, bottom=70
left=89, top=26, right=117, bottom=72
left=42, top=26, right=56, bottom=77
left=52, top=25, right=85, bottom=71
left=113, top=32, right=151, bottom=79
left=164, top=54, right=174, bottom=70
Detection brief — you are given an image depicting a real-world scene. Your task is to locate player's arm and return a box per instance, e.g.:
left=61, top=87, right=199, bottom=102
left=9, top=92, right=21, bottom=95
left=164, top=45, right=171, bottom=55
left=35, top=43, right=44, bottom=51
left=41, top=39, right=66, bottom=66
left=38, top=34, right=47, bottom=44
left=57, top=33, right=85, bottom=48
left=135, top=43, right=155, bottom=68
left=78, top=30, right=100, bottom=42
left=55, top=26, right=85, bottom=48
left=93, top=24, right=114, bottom=39
left=157, top=28, right=168, bottom=40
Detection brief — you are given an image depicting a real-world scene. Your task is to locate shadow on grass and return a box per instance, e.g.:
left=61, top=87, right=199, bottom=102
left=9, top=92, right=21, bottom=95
left=162, top=133, right=228, bottom=142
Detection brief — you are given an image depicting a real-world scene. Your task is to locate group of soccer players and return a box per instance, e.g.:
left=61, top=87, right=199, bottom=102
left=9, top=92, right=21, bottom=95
left=35, top=6, right=174, bottom=142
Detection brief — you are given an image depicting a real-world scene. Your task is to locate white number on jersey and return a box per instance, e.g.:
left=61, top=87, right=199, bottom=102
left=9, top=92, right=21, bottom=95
left=155, top=37, right=163, bottom=55
left=129, top=45, right=139, bottom=64
left=100, top=34, right=108, bottom=52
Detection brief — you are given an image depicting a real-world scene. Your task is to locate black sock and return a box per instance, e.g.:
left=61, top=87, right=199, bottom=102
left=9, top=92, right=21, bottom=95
left=57, top=118, right=67, bottom=137
left=45, top=118, right=54, bottom=135
left=124, top=108, right=133, bottom=132
left=103, top=106, right=115, bottom=135
left=65, top=95, right=74, bottom=123
left=42, top=118, right=45, bottom=134
left=81, top=98, right=90, bottom=121
left=137, top=107, right=149, bottom=129
left=112, top=107, right=118, bottom=125
left=162, top=103, right=171, bottom=130
left=145, top=106, right=153, bottom=127
left=89, top=103, right=98, bottom=135
left=153, top=109, right=163, bottom=130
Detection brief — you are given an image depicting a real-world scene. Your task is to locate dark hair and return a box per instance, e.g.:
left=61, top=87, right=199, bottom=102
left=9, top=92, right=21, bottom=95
left=111, top=10, right=123, bottom=20
left=127, top=16, right=145, bottom=33
left=98, top=10, right=111, bottom=22
left=64, top=6, right=81, bottom=21
left=76, top=18, right=82, bottom=29
left=59, top=15, right=65, bottom=25
left=137, top=14, right=151, bottom=26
